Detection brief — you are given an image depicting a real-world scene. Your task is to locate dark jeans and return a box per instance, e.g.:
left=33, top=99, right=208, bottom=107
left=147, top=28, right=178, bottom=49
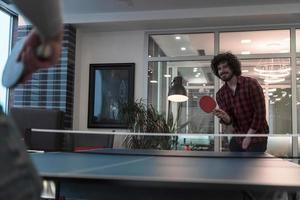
left=229, top=137, right=267, bottom=152
left=0, top=113, right=41, bottom=199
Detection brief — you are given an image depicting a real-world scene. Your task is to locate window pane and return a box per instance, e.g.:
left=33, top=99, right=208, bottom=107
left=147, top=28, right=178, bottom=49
left=297, top=30, right=300, bottom=53
left=298, top=58, right=300, bottom=161
left=148, top=61, right=215, bottom=150
left=222, top=58, right=292, bottom=156
left=221, top=58, right=292, bottom=156
left=242, top=58, right=292, bottom=134
left=297, top=58, right=300, bottom=133
left=0, top=10, right=11, bottom=110
left=220, top=30, right=290, bottom=55
left=148, top=33, right=214, bottom=57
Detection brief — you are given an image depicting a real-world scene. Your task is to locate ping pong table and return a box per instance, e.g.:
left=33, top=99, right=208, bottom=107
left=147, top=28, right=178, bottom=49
left=31, top=149, right=300, bottom=200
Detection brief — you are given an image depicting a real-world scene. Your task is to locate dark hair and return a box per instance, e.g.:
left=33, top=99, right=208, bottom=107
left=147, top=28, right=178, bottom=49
left=210, top=52, right=241, bottom=78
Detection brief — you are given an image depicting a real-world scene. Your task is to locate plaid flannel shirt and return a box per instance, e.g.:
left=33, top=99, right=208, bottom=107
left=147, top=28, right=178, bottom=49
left=216, top=76, right=269, bottom=144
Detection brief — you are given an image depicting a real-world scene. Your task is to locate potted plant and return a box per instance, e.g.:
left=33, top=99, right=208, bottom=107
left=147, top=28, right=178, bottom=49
left=121, top=99, right=189, bottom=150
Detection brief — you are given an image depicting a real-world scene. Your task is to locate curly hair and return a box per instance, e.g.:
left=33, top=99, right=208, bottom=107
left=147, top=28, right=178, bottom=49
left=211, top=52, right=241, bottom=78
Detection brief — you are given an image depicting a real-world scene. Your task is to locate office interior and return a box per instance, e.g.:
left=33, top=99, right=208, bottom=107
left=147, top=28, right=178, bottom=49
left=0, top=0, right=300, bottom=164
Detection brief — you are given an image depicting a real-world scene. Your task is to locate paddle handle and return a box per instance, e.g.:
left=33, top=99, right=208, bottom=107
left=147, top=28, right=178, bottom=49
left=36, top=44, right=52, bottom=60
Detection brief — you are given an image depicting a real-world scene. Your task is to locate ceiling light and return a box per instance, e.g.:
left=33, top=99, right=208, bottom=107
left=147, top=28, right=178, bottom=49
left=268, top=88, right=276, bottom=92
left=270, top=101, right=275, bottom=104
left=148, top=55, right=152, bottom=57
left=195, top=74, right=200, bottom=78
left=181, top=47, right=186, bottom=51
left=275, top=98, right=281, bottom=101
left=241, top=51, right=250, bottom=55
left=241, top=39, right=251, bottom=44
left=254, top=67, right=291, bottom=73
left=175, top=36, right=181, bottom=40
left=168, top=94, right=188, bottom=102
left=264, top=78, right=285, bottom=84
left=193, top=68, right=198, bottom=72
left=282, top=91, right=287, bottom=97
left=150, top=80, right=158, bottom=83
left=255, top=62, right=290, bottom=84
left=268, top=92, right=273, bottom=96
left=242, top=70, right=249, bottom=73
left=297, top=78, right=300, bottom=80
left=279, top=49, right=289, bottom=53
left=164, top=74, right=171, bottom=78
left=168, top=76, right=188, bottom=102
left=266, top=43, right=281, bottom=48
left=257, top=72, right=289, bottom=78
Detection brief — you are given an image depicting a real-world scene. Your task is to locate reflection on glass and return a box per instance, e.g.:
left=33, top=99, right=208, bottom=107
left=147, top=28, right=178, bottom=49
left=148, top=61, right=215, bottom=151
left=297, top=30, right=300, bottom=52
left=241, top=58, right=292, bottom=134
left=178, top=135, right=214, bottom=151
left=298, top=138, right=300, bottom=162
left=148, top=61, right=169, bottom=114
left=220, top=30, right=290, bottom=54
left=221, top=58, right=292, bottom=154
left=267, top=137, right=292, bottom=157
left=93, top=70, right=129, bottom=122
left=148, top=33, right=214, bottom=57
left=41, top=180, right=56, bottom=199
left=297, top=58, right=300, bottom=133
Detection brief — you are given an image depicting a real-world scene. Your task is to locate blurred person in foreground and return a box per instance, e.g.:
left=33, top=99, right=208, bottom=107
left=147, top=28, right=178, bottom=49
left=0, top=0, right=63, bottom=199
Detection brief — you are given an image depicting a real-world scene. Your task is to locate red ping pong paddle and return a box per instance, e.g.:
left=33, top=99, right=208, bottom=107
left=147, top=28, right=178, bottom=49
left=199, top=96, right=217, bottom=113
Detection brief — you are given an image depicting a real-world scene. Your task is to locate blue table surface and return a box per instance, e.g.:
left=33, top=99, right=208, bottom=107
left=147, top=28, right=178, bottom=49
left=31, top=149, right=300, bottom=190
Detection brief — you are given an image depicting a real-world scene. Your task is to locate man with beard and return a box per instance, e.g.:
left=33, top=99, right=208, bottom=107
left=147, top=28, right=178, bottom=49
left=211, top=52, right=269, bottom=152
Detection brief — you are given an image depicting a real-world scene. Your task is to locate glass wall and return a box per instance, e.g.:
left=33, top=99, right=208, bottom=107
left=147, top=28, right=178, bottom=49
left=220, top=30, right=290, bottom=54
left=240, top=58, right=292, bottom=134
left=297, top=30, right=300, bottom=134
left=148, top=60, right=215, bottom=150
left=219, top=30, right=292, bottom=155
left=241, top=58, right=292, bottom=156
left=0, top=9, right=12, bottom=111
left=297, top=58, right=300, bottom=153
left=149, top=33, right=214, bottom=57
left=148, top=28, right=298, bottom=155
left=148, top=32, right=215, bottom=150
left=297, top=29, right=300, bottom=156
left=296, top=29, right=300, bottom=53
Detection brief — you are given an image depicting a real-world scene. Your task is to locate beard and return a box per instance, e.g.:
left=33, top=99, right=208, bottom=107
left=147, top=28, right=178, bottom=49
left=220, top=72, right=234, bottom=82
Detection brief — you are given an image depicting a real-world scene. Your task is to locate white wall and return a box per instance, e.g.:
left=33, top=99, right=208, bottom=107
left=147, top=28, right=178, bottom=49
left=73, top=29, right=146, bottom=130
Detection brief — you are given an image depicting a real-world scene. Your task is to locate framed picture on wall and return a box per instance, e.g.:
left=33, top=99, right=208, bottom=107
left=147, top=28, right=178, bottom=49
left=88, top=63, right=135, bottom=128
